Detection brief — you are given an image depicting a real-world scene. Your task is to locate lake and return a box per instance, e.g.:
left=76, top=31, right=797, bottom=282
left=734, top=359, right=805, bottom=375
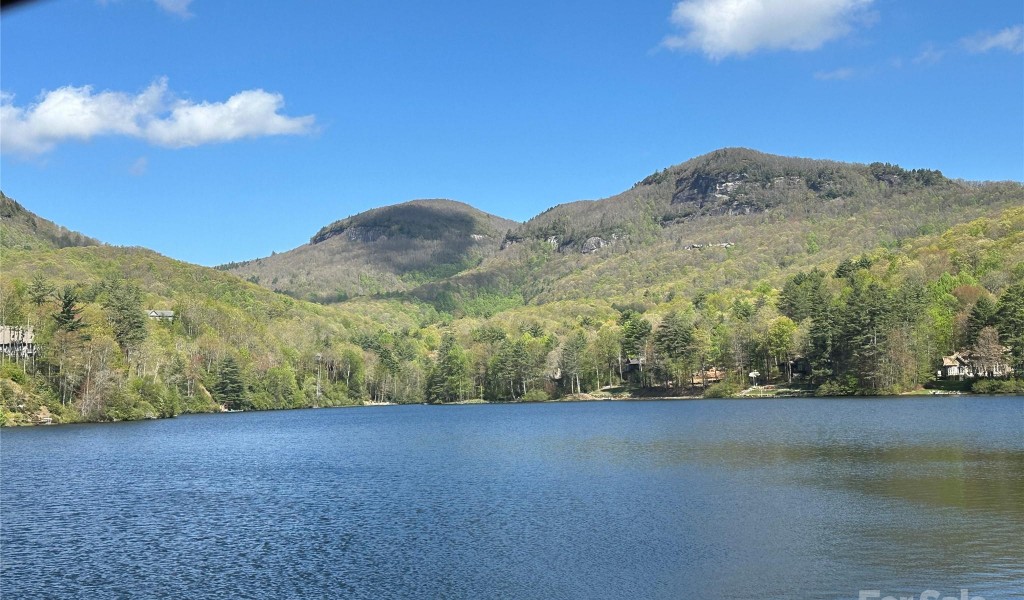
left=2, top=397, right=1022, bottom=599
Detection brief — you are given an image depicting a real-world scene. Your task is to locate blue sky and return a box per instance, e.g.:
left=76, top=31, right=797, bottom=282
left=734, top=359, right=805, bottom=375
left=2, top=0, right=1021, bottom=266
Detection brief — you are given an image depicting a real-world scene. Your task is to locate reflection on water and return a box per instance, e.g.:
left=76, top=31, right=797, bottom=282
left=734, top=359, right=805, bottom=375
left=568, top=437, right=1024, bottom=515
left=2, top=396, right=1022, bottom=599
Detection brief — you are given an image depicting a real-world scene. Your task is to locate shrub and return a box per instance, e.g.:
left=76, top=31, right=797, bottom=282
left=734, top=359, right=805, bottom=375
left=972, top=378, right=1024, bottom=394
left=815, top=376, right=860, bottom=396
left=0, top=363, right=27, bottom=385
left=522, top=389, right=549, bottom=402
left=703, top=381, right=740, bottom=398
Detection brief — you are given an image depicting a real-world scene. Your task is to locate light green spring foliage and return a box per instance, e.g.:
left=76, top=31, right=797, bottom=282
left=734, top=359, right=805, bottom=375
left=2, top=151, right=1023, bottom=423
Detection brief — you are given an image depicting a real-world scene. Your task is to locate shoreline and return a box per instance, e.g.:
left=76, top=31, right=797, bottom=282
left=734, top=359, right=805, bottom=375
left=7, top=389, right=1021, bottom=428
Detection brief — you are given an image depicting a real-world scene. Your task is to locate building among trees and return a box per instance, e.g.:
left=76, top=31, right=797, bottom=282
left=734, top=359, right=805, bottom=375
left=0, top=326, right=35, bottom=359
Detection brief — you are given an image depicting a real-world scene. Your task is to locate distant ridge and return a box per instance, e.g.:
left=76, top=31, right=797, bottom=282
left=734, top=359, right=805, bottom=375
left=221, top=199, right=517, bottom=303
left=221, top=148, right=1022, bottom=308
left=0, top=191, right=101, bottom=250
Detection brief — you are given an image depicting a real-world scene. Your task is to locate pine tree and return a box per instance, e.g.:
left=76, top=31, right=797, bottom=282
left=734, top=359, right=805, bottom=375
left=619, top=311, right=651, bottom=360
left=653, top=312, right=693, bottom=360
left=53, top=286, right=86, bottom=332
left=28, top=273, right=54, bottom=306
left=426, top=331, right=470, bottom=403
left=995, top=283, right=1024, bottom=372
left=214, top=356, right=246, bottom=410
left=102, top=279, right=148, bottom=360
left=964, top=296, right=997, bottom=348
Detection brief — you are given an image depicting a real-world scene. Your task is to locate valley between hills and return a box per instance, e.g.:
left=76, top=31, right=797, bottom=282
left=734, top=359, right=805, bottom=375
left=2, top=148, right=1023, bottom=424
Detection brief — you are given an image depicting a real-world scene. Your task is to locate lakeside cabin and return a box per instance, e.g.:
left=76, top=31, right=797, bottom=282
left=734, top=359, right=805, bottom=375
left=0, top=326, right=35, bottom=359
left=938, top=349, right=1012, bottom=380
left=939, top=352, right=972, bottom=380
left=690, top=368, right=725, bottom=387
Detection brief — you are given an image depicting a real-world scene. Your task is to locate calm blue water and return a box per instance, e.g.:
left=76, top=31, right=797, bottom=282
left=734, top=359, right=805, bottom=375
left=2, top=397, right=1022, bottom=599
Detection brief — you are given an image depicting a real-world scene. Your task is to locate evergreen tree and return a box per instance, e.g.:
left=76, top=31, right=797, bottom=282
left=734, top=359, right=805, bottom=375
left=995, top=283, right=1024, bottom=372
left=778, top=269, right=828, bottom=322
left=964, top=296, right=997, bottom=348
left=487, top=337, right=529, bottom=401
left=53, top=286, right=86, bottom=332
left=28, top=273, right=54, bottom=306
left=102, top=279, right=148, bottom=360
left=214, top=356, right=246, bottom=410
left=653, top=312, right=693, bottom=360
left=426, top=331, right=470, bottom=403
left=619, top=311, right=651, bottom=360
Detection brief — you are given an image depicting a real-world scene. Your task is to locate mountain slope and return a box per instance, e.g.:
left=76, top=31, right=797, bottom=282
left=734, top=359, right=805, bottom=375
left=1, top=192, right=101, bottom=251
left=3, top=148, right=1023, bottom=425
left=406, top=148, right=1022, bottom=310
left=221, top=199, right=517, bottom=302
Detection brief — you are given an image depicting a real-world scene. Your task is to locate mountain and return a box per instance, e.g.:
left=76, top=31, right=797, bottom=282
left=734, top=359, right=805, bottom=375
left=407, top=148, right=1022, bottom=309
left=513, top=147, right=948, bottom=249
left=220, top=199, right=517, bottom=302
left=2, top=148, right=1023, bottom=426
left=1, top=191, right=101, bottom=250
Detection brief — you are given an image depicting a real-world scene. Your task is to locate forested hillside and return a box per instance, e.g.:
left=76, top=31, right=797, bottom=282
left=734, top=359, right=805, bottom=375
left=1, top=192, right=100, bottom=251
left=2, top=149, right=1022, bottom=425
left=220, top=199, right=516, bottom=302
left=409, top=148, right=1022, bottom=311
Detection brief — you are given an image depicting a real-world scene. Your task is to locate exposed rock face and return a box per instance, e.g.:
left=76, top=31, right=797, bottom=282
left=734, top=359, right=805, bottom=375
left=581, top=236, right=608, bottom=254
left=344, top=226, right=389, bottom=243
left=672, top=172, right=749, bottom=207
left=684, top=242, right=734, bottom=250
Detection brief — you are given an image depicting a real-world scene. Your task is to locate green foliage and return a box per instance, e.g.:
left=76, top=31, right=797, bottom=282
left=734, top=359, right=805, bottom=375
left=964, top=295, right=997, bottom=347
left=522, top=389, right=549, bottom=402
left=53, top=286, right=87, bottom=332
left=426, top=331, right=470, bottom=403
left=0, top=363, right=28, bottom=385
left=971, top=378, right=1024, bottom=394
left=214, top=356, right=246, bottom=410
left=28, top=273, right=54, bottom=306
left=815, top=377, right=859, bottom=396
left=3, top=152, right=1023, bottom=425
left=995, top=283, right=1024, bottom=371
left=559, top=329, right=588, bottom=394
left=0, top=192, right=100, bottom=250
left=619, top=311, right=651, bottom=359
left=256, top=365, right=302, bottom=409
left=703, top=381, right=740, bottom=398
left=654, top=312, right=693, bottom=360
left=100, top=278, right=148, bottom=358
left=779, top=269, right=828, bottom=322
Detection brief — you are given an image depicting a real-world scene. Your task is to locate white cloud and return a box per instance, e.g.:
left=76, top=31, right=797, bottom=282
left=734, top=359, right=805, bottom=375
left=961, top=25, right=1024, bottom=54
left=814, top=67, right=855, bottom=81
left=145, top=89, right=315, bottom=148
left=0, top=79, right=315, bottom=156
left=130, top=156, right=148, bottom=176
left=153, top=0, right=194, bottom=18
left=97, top=0, right=194, bottom=18
left=912, top=44, right=945, bottom=65
left=662, top=0, right=874, bottom=60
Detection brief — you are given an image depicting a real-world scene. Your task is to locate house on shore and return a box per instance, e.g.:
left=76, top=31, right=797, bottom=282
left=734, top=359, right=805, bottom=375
left=939, top=352, right=972, bottom=380
left=0, top=326, right=35, bottom=359
left=938, top=350, right=1012, bottom=380
left=690, top=367, right=725, bottom=387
